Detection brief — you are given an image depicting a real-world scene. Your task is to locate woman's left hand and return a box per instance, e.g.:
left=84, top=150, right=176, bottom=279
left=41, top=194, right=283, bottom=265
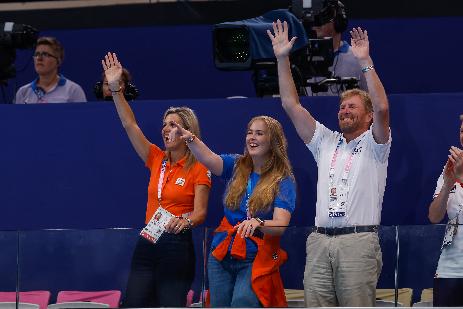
left=169, top=121, right=194, bottom=143
left=235, top=218, right=260, bottom=238
left=165, top=216, right=188, bottom=234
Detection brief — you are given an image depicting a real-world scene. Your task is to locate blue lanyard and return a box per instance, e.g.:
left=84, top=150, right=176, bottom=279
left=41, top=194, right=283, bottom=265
left=245, top=177, right=252, bottom=219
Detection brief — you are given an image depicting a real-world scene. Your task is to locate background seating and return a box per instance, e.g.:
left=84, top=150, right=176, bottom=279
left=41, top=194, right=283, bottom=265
left=0, top=303, right=39, bottom=309
left=55, top=291, right=121, bottom=308
left=0, top=292, right=50, bottom=309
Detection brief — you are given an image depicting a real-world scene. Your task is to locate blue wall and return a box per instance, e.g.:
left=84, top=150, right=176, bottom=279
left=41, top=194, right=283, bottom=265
left=2, top=16, right=463, bottom=103
left=0, top=94, right=461, bottom=230
left=0, top=95, right=459, bottom=303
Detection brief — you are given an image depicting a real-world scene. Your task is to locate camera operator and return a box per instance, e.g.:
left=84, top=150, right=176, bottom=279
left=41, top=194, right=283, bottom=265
left=306, top=0, right=367, bottom=96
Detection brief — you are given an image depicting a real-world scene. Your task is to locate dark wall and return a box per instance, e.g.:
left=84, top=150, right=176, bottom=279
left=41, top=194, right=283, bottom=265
left=2, top=16, right=462, bottom=104
left=2, top=0, right=463, bottom=30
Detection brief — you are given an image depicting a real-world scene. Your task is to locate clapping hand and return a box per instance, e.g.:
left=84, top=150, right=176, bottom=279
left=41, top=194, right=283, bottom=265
left=267, top=19, right=297, bottom=60
left=449, top=146, right=463, bottom=183
left=101, top=52, right=123, bottom=90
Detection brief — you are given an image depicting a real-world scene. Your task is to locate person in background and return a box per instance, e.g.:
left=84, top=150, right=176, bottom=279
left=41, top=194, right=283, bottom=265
left=102, top=52, right=211, bottom=307
left=15, top=36, right=86, bottom=103
left=306, top=0, right=367, bottom=96
left=170, top=115, right=296, bottom=307
left=94, top=67, right=139, bottom=101
left=429, top=116, right=463, bottom=306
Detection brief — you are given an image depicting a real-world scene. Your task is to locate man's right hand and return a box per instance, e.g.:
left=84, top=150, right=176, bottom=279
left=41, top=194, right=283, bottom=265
left=267, top=19, right=297, bottom=60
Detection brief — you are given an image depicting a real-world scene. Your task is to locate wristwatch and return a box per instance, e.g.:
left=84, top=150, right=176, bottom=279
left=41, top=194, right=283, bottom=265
left=255, top=217, right=265, bottom=227
left=184, top=217, right=194, bottom=228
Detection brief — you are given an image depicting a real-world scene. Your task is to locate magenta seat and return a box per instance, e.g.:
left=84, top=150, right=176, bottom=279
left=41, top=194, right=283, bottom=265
left=0, top=291, right=51, bottom=309
left=56, top=291, right=121, bottom=308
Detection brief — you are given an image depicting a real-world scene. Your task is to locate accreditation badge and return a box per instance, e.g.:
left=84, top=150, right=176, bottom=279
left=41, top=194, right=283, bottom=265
left=140, top=206, right=175, bottom=244
left=328, top=184, right=348, bottom=218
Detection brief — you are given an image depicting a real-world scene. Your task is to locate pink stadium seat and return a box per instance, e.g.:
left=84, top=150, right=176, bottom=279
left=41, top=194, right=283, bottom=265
left=0, top=291, right=51, bottom=309
left=186, top=290, right=194, bottom=307
left=56, top=291, right=121, bottom=308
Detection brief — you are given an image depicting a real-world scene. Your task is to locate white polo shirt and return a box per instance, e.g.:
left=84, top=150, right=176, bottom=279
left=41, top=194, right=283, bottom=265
left=307, top=121, right=391, bottom=227
left=433, top=168, right=463, bottom=278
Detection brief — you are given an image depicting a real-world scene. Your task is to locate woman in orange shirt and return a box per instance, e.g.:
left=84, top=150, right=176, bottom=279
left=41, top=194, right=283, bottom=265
left=102, top=52, right=211, bottom=307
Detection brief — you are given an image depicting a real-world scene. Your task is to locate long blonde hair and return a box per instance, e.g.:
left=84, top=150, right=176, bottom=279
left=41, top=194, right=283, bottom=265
left=224, top=116, right=294, bottom=214
left=163, top=106, right=201, bottom=170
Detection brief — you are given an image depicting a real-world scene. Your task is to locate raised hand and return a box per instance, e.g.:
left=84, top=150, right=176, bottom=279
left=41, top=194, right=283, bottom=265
left=101, top=52, right=123, bottom=90
left=169, top=121, right=194, bottom=143
left=350, top=27, right=370, bottom=62
left=267, top=19, right=297, bottom=60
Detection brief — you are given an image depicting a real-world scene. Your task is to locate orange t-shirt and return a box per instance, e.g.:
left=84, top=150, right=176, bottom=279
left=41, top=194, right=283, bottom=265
left=144, top=144, right=211, bottom=223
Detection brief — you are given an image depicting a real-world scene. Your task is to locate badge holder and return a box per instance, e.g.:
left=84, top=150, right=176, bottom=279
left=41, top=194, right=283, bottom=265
left=140, top=206, right=175, bottom=244
left=441, top=205, right=462, bottom=250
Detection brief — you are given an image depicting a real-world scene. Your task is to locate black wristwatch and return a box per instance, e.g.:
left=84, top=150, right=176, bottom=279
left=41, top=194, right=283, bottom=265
left=255, top=217, right=265, bottom=227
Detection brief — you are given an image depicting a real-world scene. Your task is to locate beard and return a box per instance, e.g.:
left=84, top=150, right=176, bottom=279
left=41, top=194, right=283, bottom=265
left=339, top=117, right=361, bottom=134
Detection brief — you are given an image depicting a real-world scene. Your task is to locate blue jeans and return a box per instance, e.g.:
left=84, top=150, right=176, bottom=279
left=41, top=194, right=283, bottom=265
left=123, top=230, right=195, bottom=307
left=208, top=252, right=261, bottom=307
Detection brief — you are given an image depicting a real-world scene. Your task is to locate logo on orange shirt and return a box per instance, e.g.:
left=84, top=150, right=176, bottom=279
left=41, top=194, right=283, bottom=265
left=175, top=178, right=186, bottom=186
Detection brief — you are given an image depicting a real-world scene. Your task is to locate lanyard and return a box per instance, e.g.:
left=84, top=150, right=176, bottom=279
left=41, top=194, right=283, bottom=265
left=329, top=137, right=362, bottom=186
left=157, top=159, right=168, bottom=205
left=245, top=177, right=252, bottom=219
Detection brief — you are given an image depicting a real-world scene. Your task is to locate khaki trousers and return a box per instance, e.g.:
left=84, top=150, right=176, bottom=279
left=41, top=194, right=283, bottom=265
left=303, top=231, right=382, bottom=307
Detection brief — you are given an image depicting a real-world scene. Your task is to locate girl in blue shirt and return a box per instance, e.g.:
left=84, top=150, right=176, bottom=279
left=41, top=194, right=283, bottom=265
left=171, top=115, right=296, bottom=307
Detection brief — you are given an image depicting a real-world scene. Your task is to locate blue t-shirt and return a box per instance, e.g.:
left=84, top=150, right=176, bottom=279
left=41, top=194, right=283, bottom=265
left=211, top=154, right=296, bottom=255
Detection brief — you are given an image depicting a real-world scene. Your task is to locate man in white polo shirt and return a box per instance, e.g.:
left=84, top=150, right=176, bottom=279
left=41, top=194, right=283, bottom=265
left=268, top=21, right=391, bottom=306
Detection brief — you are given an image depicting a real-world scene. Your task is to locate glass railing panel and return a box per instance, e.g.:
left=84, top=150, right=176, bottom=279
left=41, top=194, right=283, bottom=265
left=397, top=224, right=445, bottom=307
left=0, top=230, right=19, bottom=307
left=200, top=225, right=399, bottom=307
left=17, top=227, right=209, bottom=308
left=17, top=228, right=139, bottom=307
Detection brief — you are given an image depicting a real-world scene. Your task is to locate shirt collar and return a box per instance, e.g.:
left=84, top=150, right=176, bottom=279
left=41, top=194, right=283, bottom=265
left=335, top=40, right=349, bottom=55
left=341, top=129, right=368, bottom=145
left=31, top=74, right=67, bottom=92
left=164, top=152, right=187, bottom=168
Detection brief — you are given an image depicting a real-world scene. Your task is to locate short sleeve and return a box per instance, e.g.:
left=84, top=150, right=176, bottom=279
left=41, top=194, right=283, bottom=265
left=145, top=144, right=164, bottom=170
left=366, top=126, right=392, bottom=164
left=70, top=84, right=87, bottom=102
left=433, top=167, right=445, bottom=199
left=274, top=177, right=296, bottom=213
left=219, top=154, right=240, bottom=181
left=14, top=87, right=26, bottom=104
left=306, top=121, right=332, bottom=163
left=193, top=163, right=212, bottom=188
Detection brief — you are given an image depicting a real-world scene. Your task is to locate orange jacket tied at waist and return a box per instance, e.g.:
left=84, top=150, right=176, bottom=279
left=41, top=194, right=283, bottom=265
left=211, top=216, right=288, bottom=307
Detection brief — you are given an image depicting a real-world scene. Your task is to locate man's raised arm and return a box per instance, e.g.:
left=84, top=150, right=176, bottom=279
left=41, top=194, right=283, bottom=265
left=268, top=19, right=316, bottom=144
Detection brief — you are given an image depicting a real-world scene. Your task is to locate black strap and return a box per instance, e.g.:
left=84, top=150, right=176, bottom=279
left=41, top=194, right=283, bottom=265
left=313, top=225, right=378, bottom=236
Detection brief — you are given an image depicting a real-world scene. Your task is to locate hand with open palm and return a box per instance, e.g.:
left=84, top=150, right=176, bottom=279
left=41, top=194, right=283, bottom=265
left=350, top=27, right=371, bottom=65
left=267, top=19, right=297, bottom=60
left=101, top=52, right=123, bottom=91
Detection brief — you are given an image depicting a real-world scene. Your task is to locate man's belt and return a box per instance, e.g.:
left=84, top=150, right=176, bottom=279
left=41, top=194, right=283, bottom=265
left=313, top=225, right=378, bottom=236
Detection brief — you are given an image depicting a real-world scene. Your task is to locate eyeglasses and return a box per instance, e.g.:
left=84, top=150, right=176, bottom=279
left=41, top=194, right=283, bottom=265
left=32, top=51, right=58, bottom=60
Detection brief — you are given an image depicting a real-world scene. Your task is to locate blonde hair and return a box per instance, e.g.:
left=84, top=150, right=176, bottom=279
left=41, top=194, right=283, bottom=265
left=224, top=116, right=294, bottom=214
left=163, top=106, right=201, bottom=170
left=340, top=88, right=373, bottom=113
